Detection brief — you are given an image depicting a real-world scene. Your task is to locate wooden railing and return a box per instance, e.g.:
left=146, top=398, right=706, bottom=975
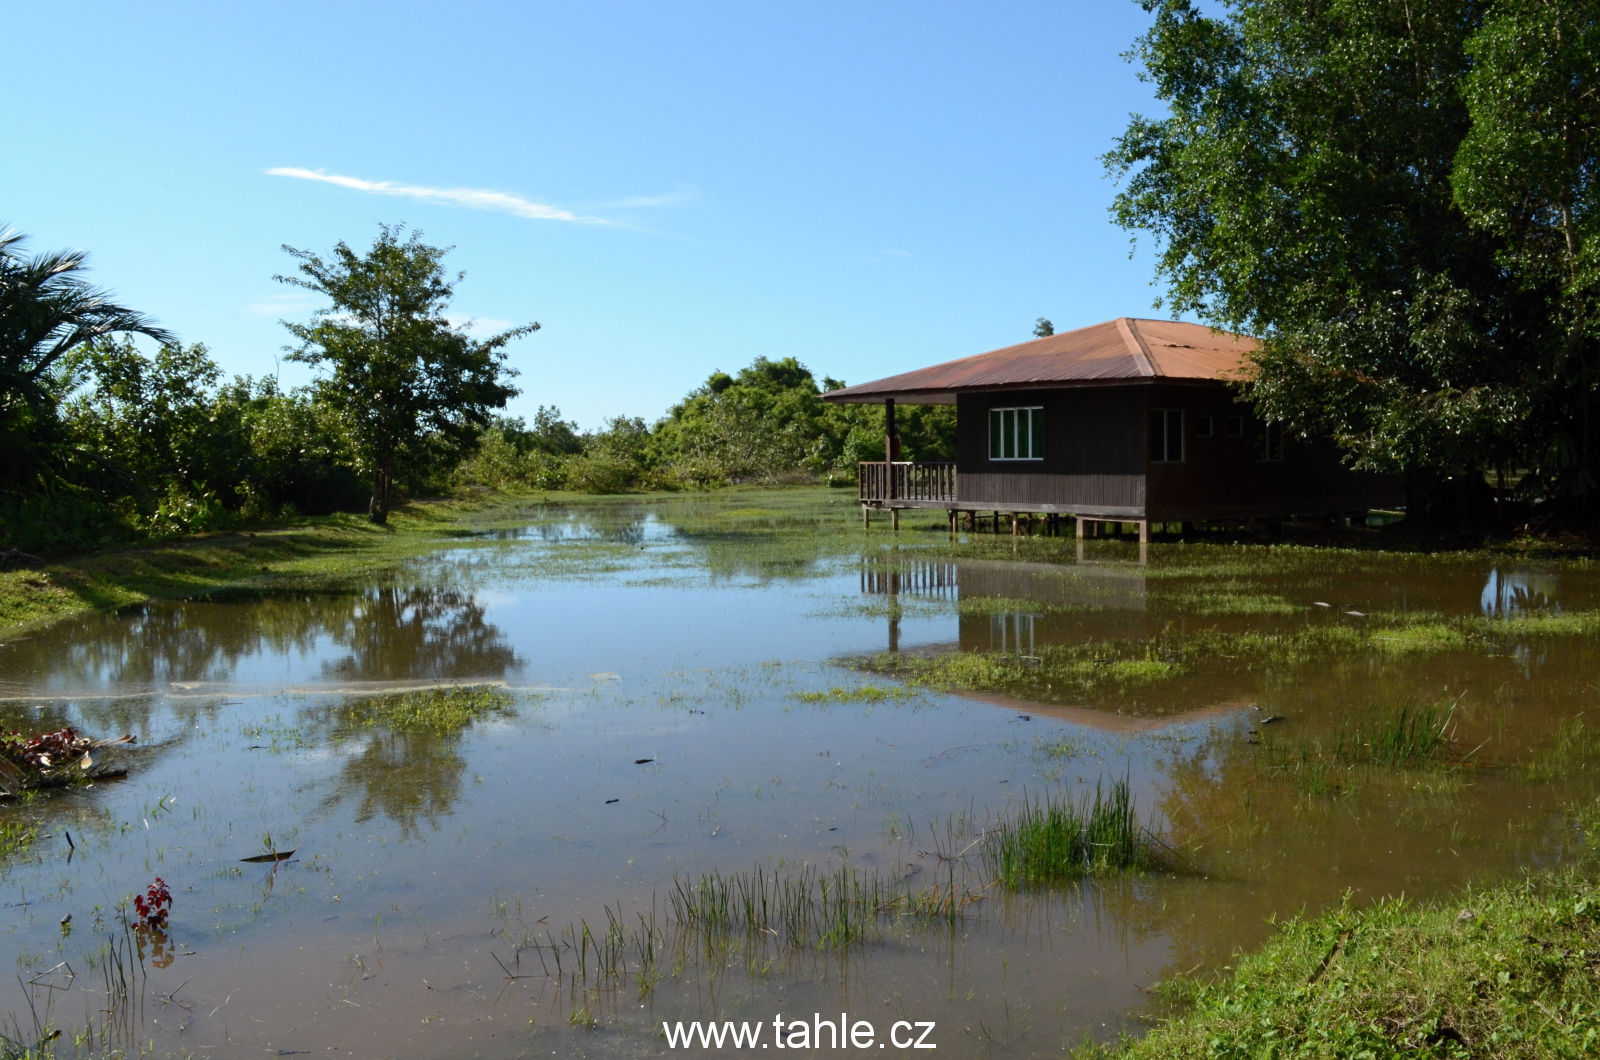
left=858, top=461, right=957, bottom=504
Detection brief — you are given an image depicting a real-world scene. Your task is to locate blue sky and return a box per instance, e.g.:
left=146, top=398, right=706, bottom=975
left=3, top=1, right=1170, bottom=428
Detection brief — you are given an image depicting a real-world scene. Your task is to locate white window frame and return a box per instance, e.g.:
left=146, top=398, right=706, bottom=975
left=988, top=406, right=1044, bottom=461
left=1256, top=421, right=1286, bottom=462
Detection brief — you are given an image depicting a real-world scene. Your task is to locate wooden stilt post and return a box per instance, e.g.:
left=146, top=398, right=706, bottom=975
left=891, top=508, right=900, bottom=532
left=993, top=511, right=1000, bottom=534
left=948, top=509, right=957, bottom=534
left=1138, top=519, right=1150, bottom=544
left=1076, top=516, right=1086, bottom=540
left=863, top=504, right=870, bottom=528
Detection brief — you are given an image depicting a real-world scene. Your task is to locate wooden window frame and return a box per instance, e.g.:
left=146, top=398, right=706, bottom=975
left=988, top=406, right=1044, bottom=461
left=1150, top=408, right=1184, bottom=464
left=1195, top=414, right=1214, bottom=438
left=1225, top=415, right=1245, bottom=438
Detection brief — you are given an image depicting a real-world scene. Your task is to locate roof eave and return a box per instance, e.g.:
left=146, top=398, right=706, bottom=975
left=822, top=376, right=1233, bottom=404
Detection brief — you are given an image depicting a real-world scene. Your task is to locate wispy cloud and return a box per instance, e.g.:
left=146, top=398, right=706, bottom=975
left=595, top=185, right=699, bottom=209
left=248, top=292, right=318, bottom=316
left=447, top=315, right=514, bottom=333
left=266, top=167, right=607, bottom=224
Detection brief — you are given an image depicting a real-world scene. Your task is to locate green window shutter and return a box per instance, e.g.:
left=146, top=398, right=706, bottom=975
left=1167, top=410, right=1183, bottom=462
left=1029, top=408, right=1044, bottom=459
left=989, top=409, right=1002, bottom=459
left=1149, top=409, right=1165, bottom=462
left=1002, top=409, right=1016, bottom=459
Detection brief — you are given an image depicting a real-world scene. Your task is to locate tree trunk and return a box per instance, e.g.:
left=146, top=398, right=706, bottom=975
left=368, top=465, right=391, bottom=525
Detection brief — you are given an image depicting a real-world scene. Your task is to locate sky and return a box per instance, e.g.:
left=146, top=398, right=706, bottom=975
left=3, top=1, right=1173, bottom=429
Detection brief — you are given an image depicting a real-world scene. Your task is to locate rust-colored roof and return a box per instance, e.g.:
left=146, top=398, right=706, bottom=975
left=823, top=317, right=1255, bottom=404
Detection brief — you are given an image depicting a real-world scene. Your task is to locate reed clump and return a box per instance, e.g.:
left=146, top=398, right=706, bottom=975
left=984, top=780, right=1151, bottom=887
left=1332, top=699, right=1455, bottom=767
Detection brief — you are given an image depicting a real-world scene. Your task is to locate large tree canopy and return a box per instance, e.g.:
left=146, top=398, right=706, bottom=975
left=278, top=225, right=536, bottom=523
left=1106, top=0, right=1600, bottom=517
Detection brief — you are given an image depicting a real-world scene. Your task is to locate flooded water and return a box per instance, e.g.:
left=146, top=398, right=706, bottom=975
left=1, top=493, right=1597, bottom=1057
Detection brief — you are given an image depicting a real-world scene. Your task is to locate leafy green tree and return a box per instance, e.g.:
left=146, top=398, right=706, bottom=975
left=0, top=227, right=174, bottom=495
left=1033, top=318, right=1055, bottom=338
left=1453, top=0, right=1600, bottom=500
left=652, top=357, right=835, bottom=485
left=220, top=378, right=367, bottom=516
left=1103, top=1, right=1591, bottom=517
left=62, top=339, right=236, bottom=501
left=277, top=225, right=536, bottom=523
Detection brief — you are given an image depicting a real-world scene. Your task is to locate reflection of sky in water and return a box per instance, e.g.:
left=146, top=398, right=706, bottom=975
left=1481, top=566, right=1561, bottom=617
left=4, top=513, right=1600, bottom=1058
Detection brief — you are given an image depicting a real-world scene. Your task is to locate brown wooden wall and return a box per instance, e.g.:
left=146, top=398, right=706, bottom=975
left=955, top=388, right=1147, bottom=514
left=951, top=383, right=1405, bottom=518
left=1140, top=382, right=1404, bottom=520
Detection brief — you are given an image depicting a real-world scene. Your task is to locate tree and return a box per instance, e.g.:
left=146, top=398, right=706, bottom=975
left=0, top=226, right=174, bottom=491
left=1033, top=318, right=1055, bottom=338
left=1453, top=0, right=1600, bottom=502
left=277, top=225, right=536, bottom=523
left=1104, top=1, right=1599, bottom=519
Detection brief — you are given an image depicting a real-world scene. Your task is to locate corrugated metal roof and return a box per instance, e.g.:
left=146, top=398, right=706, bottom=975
left=823, top=318, right=1255, bottom=404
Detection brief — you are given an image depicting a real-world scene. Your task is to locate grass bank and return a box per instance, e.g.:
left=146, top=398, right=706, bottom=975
left=0, top=493, right=537, bottom=635
left=1085, top=804, right=1600, bottom=1060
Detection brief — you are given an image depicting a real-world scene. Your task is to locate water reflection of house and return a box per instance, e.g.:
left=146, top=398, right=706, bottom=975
left=856, top=555, right=1244, bottom=732
left=826, top=318, right=1405, bottom=539
left=859, top=555, right=1148, bottom=653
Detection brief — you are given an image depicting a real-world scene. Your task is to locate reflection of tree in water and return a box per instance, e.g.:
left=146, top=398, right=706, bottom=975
left=331, top=729, right=464, bottom=841
left=2, top=588, right=519, bottom=691
left=319, top=588, right=519, bottom=682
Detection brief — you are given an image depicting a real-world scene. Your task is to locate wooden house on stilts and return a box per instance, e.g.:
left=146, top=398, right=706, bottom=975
left=822, top=318, right=1404, bottom=540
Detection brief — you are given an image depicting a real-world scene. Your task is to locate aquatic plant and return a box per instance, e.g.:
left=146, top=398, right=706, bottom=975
left=339, top=685, right=516, bottom=735
left=983, top=780, right=1150, bottom=887
left=132, top=878, right=171, bottom=931
left=1524, top=714, right=1600, bottom=782
left=793, top=685, right=919, bottom=704
left=0, top=820, right=36, bottom=857
left=1335, top=700, right=1456, bottom=767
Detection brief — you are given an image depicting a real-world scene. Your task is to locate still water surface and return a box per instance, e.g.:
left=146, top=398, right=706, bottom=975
left=0, top=495, right=1596, bottom=1057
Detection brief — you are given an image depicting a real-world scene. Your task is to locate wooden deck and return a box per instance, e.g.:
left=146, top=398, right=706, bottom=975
left=857, top=461, right=1149, bottom=538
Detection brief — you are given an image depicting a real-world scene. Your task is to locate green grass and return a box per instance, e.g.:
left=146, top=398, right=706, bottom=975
left=0, top=495, right=538, bottom=634
left=984, top=780, right=1152, bottom=887
left=1034, top=736, right=1084, bottom=761
left=338, top=685, right=517, bottom=735
left=957, top=595, right=1103, bottom=616
left=1524, top=715, right=1600, bottom=782
left=859, top=609, right=1600, bottom=708
left=0, top=820, right=36, bottom=858
left=793, top=684, right=920, bottom=704
left=1337, top=699, right=1456, bottom=766
left=1087, top=824, right=1600, bottom=1059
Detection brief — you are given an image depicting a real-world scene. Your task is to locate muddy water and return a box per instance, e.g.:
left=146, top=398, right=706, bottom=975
left=0, top=496, right=1597, bottom=1057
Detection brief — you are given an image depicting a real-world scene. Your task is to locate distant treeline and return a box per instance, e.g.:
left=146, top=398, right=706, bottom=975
left=1, top=226, right=950, bottom=554
left=457, top=357, right=953, bottom=495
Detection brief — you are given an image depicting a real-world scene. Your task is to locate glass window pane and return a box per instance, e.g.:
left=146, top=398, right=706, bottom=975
left=1029, top=408, right=1044, bottom=459
left=990, top=409, right=1002, bottom=458
left=1149, top=410, right=1165, bottom=462
left=1168, top=410, right=1183, bottom=462
left=1002, top=409, right=1016, bottom=459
